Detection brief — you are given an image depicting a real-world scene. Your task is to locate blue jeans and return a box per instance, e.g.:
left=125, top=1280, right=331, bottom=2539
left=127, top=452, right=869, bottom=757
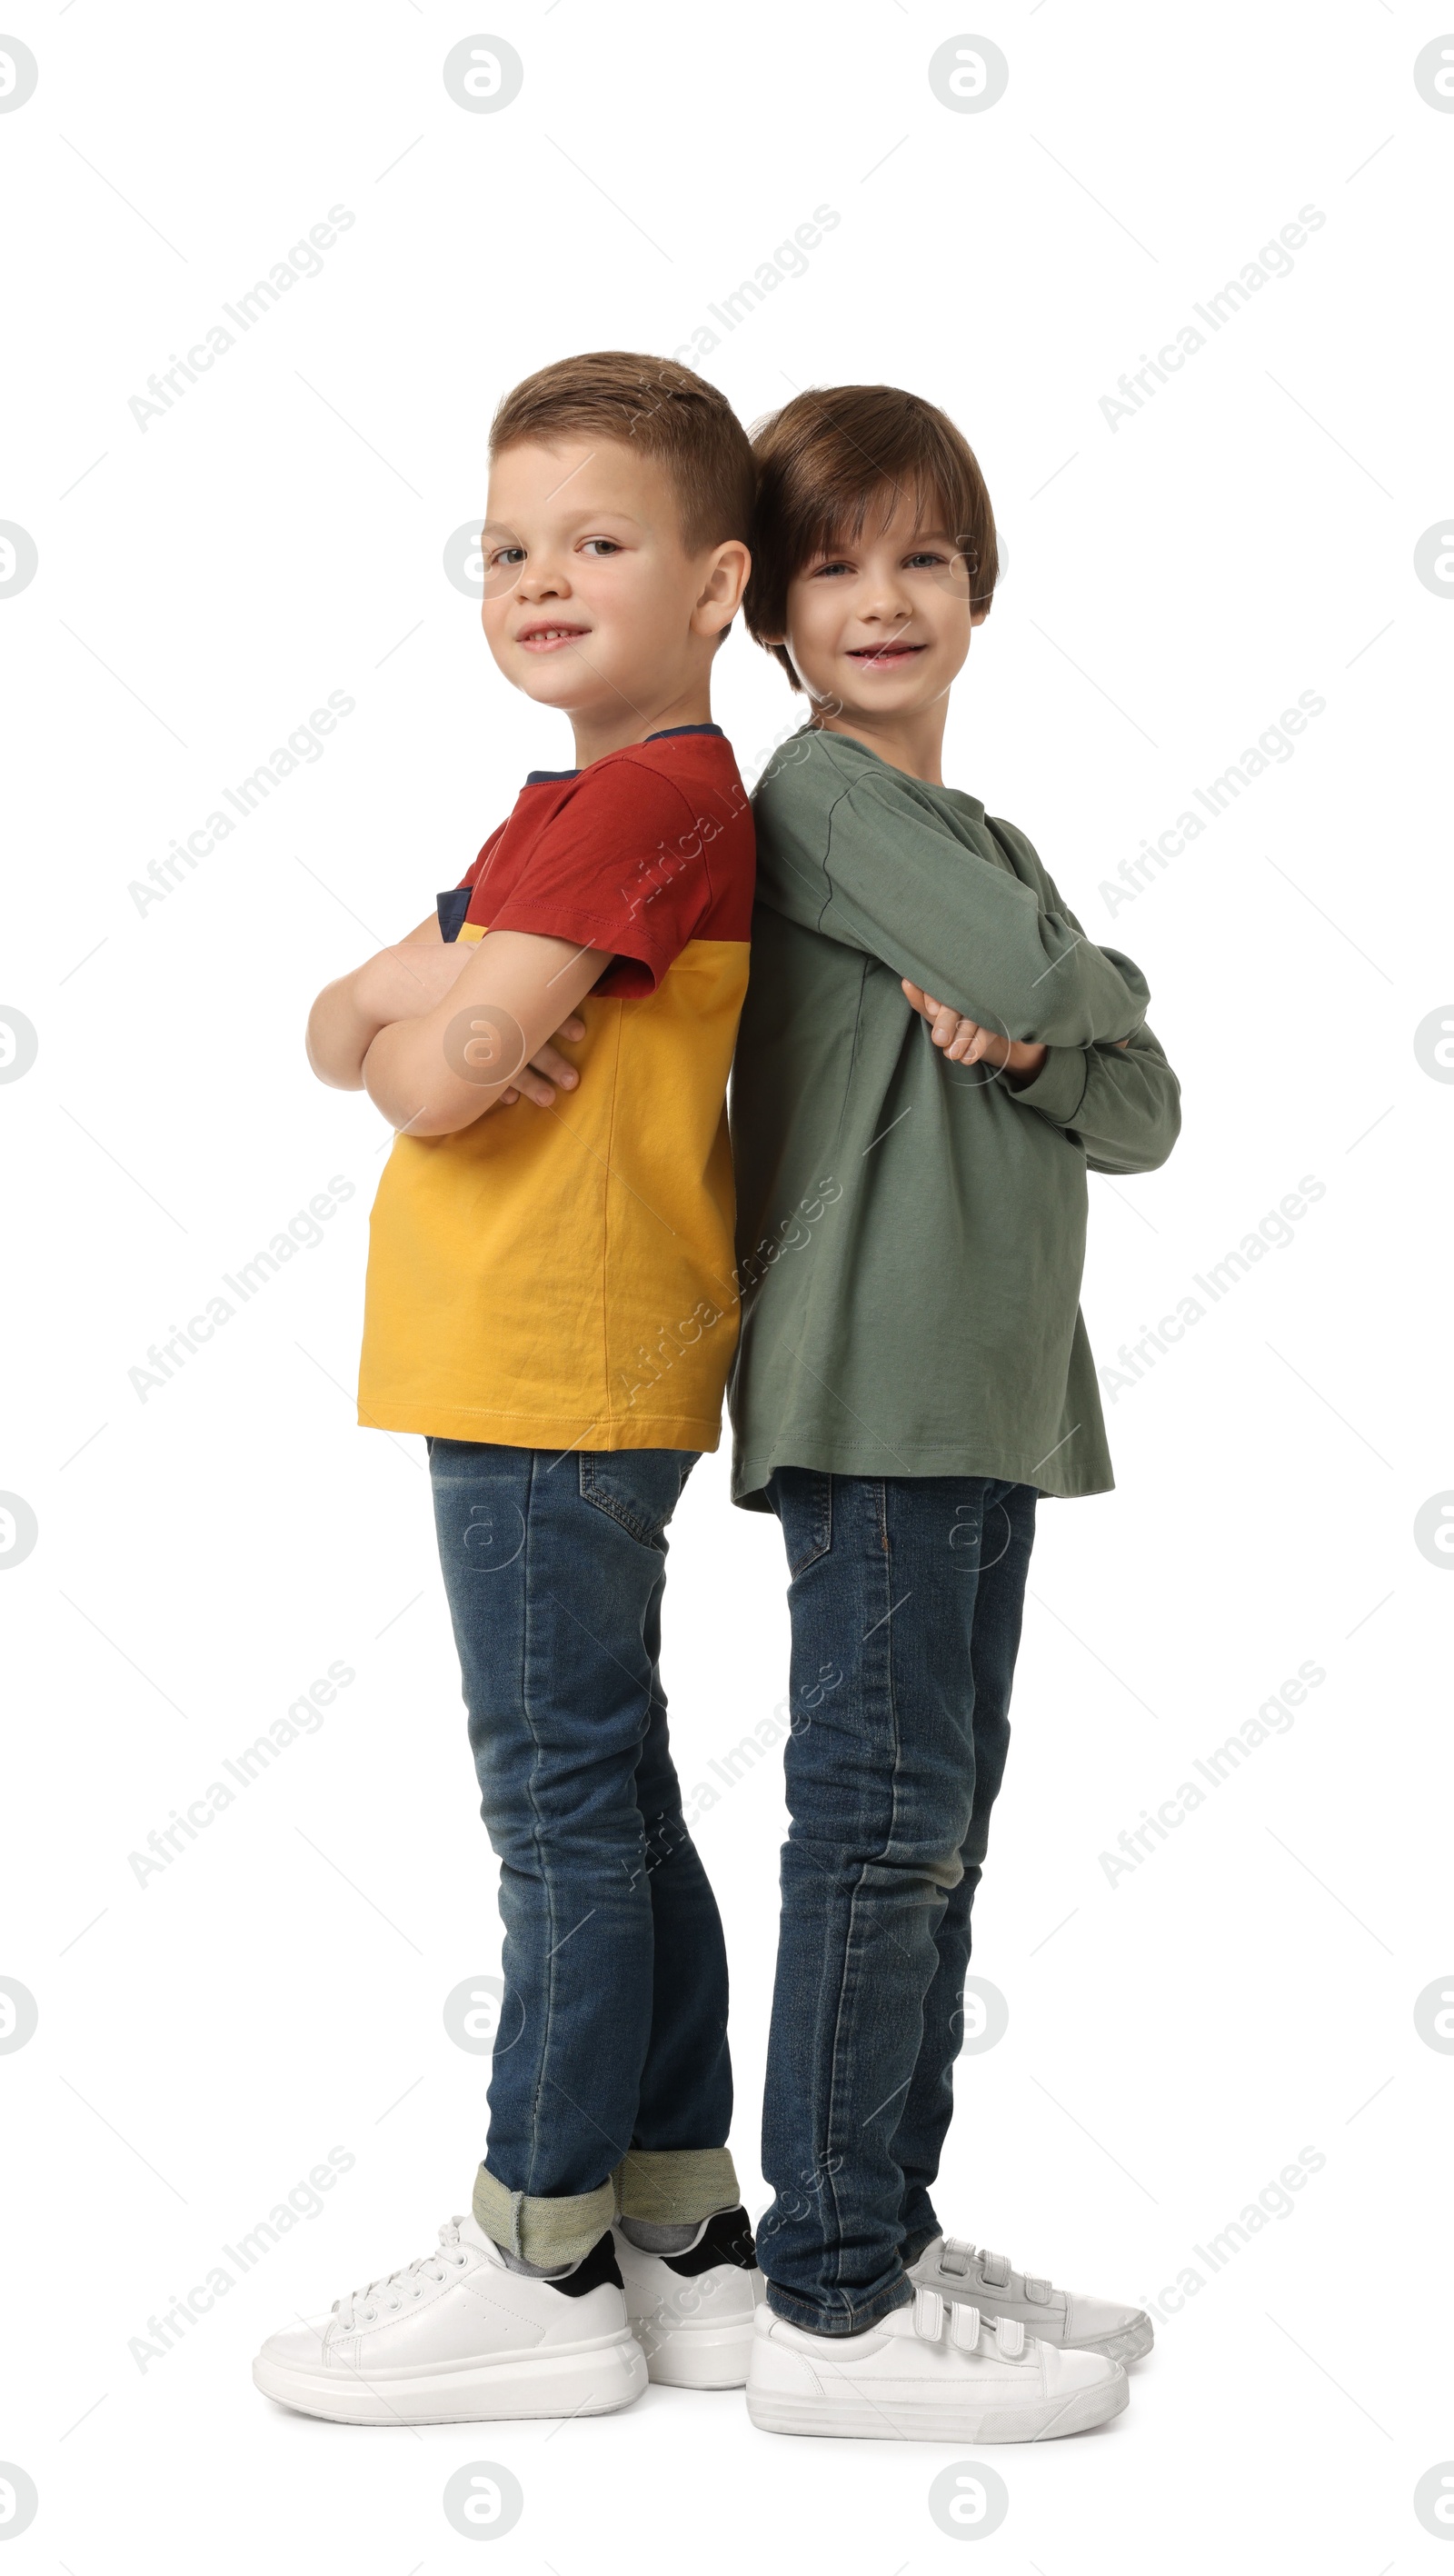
left=759, top=1470, right=1038, bottom=2332
left=429, top=1440, right=737, bottom=2266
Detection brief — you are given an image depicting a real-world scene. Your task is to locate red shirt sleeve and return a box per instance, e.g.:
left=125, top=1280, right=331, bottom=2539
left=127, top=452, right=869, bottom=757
left=484, top=755, right=715, bottom=996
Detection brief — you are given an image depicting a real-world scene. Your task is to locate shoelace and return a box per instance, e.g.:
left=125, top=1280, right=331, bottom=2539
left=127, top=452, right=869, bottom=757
left=912, top=2286, right=1027, bottom=2356
left=334, top=2217, right=473, bottom=2328
left=938, top=2236, right=1053, bottom=2303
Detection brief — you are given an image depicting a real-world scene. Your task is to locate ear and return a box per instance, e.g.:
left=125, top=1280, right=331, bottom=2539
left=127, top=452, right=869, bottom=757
left=693, top=539, right=752, bottom=635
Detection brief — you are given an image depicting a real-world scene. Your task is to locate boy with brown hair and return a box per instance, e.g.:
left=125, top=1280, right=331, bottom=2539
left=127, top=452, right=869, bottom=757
left=731, top=384, right=1181, bottom=2442
left=253, top=353, right=763, bottom=2426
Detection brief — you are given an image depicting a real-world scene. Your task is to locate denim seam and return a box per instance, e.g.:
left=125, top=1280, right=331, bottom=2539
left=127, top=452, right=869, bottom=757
left=821, top=1476, right=902, bottom=2308
left=519, top=1447, right=557, bottom=2200
left=876, top=1480, right=909, bottom=2296
left=816, top=1473, right=833, bottom=1570
left=577, top=1461, right=668, bottom=1552
left=785, top=1470, right=832, bottom=1577
left=817, top=1487, right=861, bottom=2301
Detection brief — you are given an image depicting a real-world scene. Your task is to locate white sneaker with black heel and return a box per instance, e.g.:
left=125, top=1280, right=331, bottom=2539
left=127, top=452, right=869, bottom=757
left=746, top=2282, right=1128, bottom=2441
left=252, top=2215, right=646, bottom=2424
left=911, top=2236, right=1154, bottom=2364
left=612, top=2205, right=764, bottom=2388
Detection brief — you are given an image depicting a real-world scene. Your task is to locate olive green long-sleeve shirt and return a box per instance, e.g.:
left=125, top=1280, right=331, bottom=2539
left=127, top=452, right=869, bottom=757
left=727, top=725, right=1180, bottom=1507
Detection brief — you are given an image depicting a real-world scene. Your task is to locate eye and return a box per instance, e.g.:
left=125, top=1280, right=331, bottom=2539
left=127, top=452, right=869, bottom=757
left=580, top=537, right=623, bottom=556
left=810, top=559, right=854, bottom=579
left=488, top=544, right=525, bottom=568
left=904, top=551, right=950, bottom=570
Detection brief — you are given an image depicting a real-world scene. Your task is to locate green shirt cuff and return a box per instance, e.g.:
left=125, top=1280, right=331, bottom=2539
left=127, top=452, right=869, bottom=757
left=1008, top=1043, right=1089, bottom=1126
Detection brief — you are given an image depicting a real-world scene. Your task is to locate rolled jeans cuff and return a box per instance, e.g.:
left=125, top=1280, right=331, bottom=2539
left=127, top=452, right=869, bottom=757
left=612, top=2147, right=739, bottom=2224
left=473, top=2165, right=617, bottom=2270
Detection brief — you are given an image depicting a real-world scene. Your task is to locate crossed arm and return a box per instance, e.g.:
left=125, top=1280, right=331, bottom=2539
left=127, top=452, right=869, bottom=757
left=901, top=978, right=1179, bottom=1174
left=901, top=980, right=1133, bottom=1076
left=305, top=914, right=612, bottom=1136
left=768, top=784, right=1176, bottom=1168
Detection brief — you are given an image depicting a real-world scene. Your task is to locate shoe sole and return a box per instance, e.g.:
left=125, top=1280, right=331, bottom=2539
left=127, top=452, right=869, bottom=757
left=745, top=2362, right=1129, bottom=2444
left=252, top=2333, right=647, bottom=2426
left=632, top=2317, right=756, bottom=2391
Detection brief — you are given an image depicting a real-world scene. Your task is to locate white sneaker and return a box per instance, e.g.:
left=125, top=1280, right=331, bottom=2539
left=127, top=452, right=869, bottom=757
left=252, top=2215, right=646, bottom=2425
left=911, top=2235, right=1153, bottom=2363
left=745, top=2285, right=1128, bottom=2442
left=612, top=2205, right=764, bottom=2389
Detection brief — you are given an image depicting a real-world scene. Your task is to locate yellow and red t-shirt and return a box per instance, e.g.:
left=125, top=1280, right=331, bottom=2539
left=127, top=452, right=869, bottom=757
left=358, top=724, right=754, bottom=1452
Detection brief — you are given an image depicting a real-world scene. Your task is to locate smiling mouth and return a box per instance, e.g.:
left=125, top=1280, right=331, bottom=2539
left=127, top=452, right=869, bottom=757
left=515, top=624, right=591, bottom=651
left=848, top=641, right=925, bottom=665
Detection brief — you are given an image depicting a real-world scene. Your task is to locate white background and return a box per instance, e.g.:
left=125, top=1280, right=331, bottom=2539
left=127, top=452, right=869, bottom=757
left=3, top=3, right=1451, bottom=2569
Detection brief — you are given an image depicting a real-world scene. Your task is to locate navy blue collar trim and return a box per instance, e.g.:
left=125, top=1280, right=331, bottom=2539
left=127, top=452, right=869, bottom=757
left=524, top=723, right=722, bottom=785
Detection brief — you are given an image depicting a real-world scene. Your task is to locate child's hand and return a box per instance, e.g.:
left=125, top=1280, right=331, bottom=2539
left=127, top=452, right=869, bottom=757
left=358, top=941, right=584, bottom=1104
left=901, top=980, right=1049, bottom=1083
left=311, top=911, right=593, bottom=1103
left=494, top=1014, right=587, bottom=1109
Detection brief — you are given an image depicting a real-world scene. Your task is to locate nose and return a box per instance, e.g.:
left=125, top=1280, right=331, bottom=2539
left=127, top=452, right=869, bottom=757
left=514, top=554, right=570, bottom=603
left=857, top=577, right=913, bottom=626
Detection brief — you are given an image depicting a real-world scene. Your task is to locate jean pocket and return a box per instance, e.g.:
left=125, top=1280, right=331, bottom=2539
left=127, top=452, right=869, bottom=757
left=578, top=1451, right=698, bottom=1550
left=781, top=1471, right=832, bottom=1578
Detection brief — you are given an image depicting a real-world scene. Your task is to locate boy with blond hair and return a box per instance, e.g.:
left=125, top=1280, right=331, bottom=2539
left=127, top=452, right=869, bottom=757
left=254, top=354, right=763, bottom=2425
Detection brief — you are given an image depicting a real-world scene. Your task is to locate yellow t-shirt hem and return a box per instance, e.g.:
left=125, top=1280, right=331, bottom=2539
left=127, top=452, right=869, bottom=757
left=357, top=1393, right=723, bottom=1453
